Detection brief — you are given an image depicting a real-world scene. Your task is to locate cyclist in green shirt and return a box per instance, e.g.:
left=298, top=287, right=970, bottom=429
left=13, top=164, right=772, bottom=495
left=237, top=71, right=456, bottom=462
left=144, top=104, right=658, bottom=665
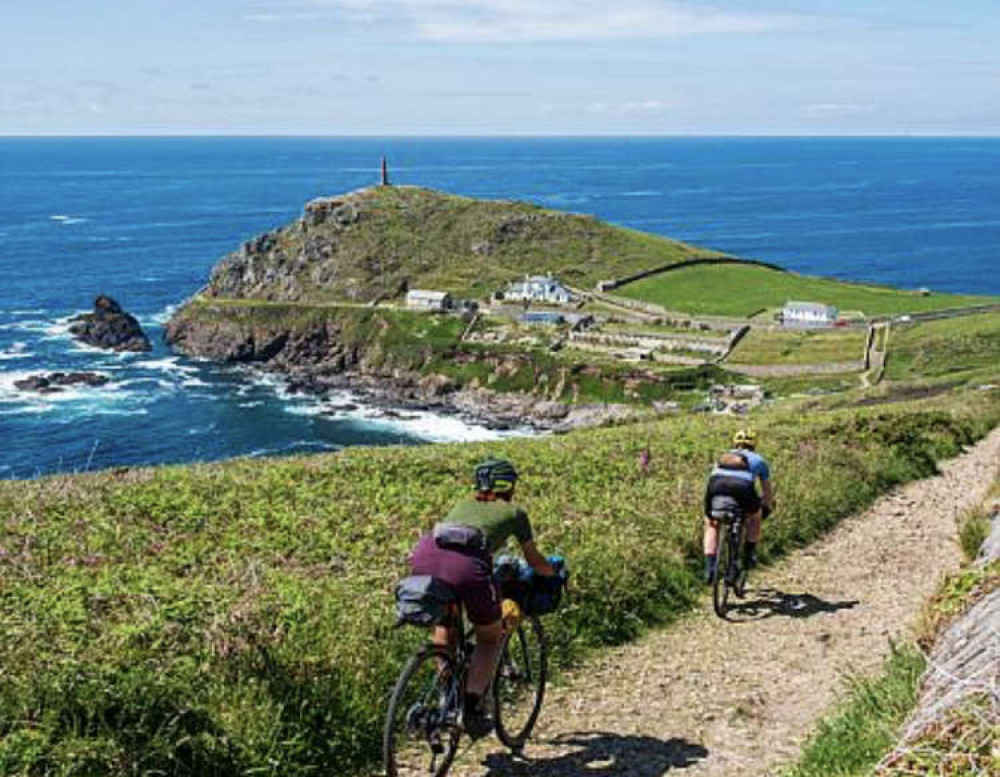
left=409, top=459, right=556, bottom=737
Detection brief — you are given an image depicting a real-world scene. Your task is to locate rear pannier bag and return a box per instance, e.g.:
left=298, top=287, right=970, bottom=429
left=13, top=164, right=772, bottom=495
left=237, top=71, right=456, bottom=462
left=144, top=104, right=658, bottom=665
left=394, top=575, right=456, bottom=627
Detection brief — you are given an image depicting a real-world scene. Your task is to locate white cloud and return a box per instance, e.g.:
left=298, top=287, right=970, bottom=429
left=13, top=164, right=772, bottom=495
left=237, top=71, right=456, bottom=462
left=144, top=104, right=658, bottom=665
left=539, top=99, right=674, bottom=117
left=288, top=0, right=808, bottom=41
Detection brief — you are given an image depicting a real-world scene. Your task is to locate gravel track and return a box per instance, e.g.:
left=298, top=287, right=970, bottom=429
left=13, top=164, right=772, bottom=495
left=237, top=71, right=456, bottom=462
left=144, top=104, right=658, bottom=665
left=440, top=427, right=1000, bottom=776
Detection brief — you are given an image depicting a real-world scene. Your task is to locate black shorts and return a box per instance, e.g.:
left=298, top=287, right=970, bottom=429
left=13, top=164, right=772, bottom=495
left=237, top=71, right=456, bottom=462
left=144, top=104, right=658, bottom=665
left=705, top=474, right=761, bottom=519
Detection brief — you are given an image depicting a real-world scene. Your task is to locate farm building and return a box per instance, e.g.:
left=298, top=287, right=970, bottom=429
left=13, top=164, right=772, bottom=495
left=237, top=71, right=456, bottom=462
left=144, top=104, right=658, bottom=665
left=782, top=301, right=838, bottom=328
left=505, top=275, right=573, bottom=305
left=405, top=290, right=452, bottom=311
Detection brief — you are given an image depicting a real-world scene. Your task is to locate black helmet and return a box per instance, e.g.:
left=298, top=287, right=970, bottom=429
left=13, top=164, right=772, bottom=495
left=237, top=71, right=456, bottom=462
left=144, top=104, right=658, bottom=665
left=474, top=459, right=518, bottom=494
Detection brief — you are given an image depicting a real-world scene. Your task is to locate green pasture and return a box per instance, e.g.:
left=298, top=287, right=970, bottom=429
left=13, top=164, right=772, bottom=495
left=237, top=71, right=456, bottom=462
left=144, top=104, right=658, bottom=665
left=617, top=263, right=994, bottom=318
left=728, top=327, right=867, bottom=366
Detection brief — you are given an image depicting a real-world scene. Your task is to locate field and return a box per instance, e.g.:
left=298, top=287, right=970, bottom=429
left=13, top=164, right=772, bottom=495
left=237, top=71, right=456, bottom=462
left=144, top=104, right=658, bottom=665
left=883, top=313, right=1000, bottom=382
left=727, top=327, right=867, bottom=366
left=1, top=393, right=997, bottom=776
left=616, top=263, right=994, bottom=318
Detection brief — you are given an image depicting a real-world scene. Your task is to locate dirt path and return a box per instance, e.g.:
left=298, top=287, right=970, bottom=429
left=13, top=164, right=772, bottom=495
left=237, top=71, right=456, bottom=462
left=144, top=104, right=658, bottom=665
left=445, top=428, right=1000, bottom=777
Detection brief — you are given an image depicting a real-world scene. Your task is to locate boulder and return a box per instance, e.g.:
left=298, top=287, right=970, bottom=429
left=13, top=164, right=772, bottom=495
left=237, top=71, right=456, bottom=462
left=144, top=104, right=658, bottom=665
left=69, top=296, right=152, bottom=352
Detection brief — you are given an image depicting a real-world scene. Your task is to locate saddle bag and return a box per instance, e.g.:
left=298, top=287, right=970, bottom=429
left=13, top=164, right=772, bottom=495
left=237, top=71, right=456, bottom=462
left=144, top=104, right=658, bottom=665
left=433, top=523, right=489, bottom=554
left=709, top=494, right=744, bottom=522
left=394, top=575, right=456, bottom=627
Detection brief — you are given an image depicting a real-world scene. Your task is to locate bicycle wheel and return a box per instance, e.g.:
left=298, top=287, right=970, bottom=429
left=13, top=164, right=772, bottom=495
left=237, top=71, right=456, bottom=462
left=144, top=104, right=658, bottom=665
left=712, top=523, right=734, bottom=618
left=384, top=646, right=462, bottom=777
left=492, top=615, right=547, bottom=751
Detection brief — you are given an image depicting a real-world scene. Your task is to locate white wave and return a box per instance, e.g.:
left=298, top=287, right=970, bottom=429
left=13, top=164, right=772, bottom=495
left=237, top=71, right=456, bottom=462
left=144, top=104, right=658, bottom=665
left=182, top=377, right=210, bottom=388
left=134, top=356, right=199, bottom=375
left=50, top=215, right=71, bottom=221
left=239, top=400, right=264, bottom=408
left=50, top=215, right=88, bottom=225
left=9, top=309, right=48, bottom=315
left=0, top=370, right=123, bottom=408
left=0, top=342, right=32, bottom=361
left=620, top=190, right=661, bottom=197
left=142, top=304, right=177, bottom=327
left=42, top=313, right=87, bottom=341
left=0, top=319, right=49, bottom=333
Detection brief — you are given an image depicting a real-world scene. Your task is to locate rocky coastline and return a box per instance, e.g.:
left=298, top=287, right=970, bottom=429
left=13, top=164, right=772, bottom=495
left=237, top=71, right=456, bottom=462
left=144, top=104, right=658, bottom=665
left=163, top=313, right=660, bottom=433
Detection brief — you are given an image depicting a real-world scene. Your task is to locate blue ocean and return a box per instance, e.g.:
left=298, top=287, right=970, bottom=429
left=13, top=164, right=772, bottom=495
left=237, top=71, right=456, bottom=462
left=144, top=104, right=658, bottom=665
left=2, top=137, right=999, bottom=478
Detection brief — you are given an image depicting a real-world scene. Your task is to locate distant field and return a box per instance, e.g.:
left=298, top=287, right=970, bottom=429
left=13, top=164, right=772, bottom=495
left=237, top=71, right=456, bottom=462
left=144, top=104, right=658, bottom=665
left=728, top=327, right=867, bottom=366
left=884, top=313, right=1000, bottom=381
left=617, top=263, right=994, bottom=317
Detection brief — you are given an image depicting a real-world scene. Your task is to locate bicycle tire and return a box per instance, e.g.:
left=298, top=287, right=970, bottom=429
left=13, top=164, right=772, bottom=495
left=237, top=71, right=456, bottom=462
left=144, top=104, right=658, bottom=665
left=712, top=524, right=732, bottom=618
left=384, top=646, right=461, bottom=777
left=492, top=615, right=547, bottom=752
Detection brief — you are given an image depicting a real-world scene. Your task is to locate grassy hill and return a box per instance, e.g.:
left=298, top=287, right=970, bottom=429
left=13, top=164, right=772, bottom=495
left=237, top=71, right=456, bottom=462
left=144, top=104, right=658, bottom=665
left=616, top=262, right=994, bottom=317
left=205, top=186, right=711, bottom=303
left=1, top=393, right=997, bottom=776
left=884, top=313, right=1000, bottom=382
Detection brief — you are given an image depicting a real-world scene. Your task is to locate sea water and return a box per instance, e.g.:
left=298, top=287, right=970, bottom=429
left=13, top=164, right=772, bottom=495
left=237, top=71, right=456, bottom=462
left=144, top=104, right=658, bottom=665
left=2, top=137, right=998, bottom=477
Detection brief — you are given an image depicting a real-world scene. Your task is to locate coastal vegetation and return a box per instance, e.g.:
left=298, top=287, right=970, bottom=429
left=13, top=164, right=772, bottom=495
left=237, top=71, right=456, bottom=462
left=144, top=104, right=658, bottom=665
left=205, top=186, right=710, bottom=304
left=883, top=313, right=1000, bottom=382
left=616, top=262, right=993, bottom=317
left=1, top=393, right=996, bottom=775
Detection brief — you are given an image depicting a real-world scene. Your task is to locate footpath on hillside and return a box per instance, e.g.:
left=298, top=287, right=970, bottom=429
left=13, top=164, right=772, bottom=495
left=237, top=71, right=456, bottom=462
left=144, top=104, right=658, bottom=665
left=444, top=428, right=1000, bottom=777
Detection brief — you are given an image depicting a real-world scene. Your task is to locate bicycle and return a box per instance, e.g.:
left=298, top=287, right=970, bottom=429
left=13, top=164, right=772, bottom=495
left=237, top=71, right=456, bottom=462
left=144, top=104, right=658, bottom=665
left=711, top=505, right=749, bottom=619
left=383, top=591, right=547, bottom=776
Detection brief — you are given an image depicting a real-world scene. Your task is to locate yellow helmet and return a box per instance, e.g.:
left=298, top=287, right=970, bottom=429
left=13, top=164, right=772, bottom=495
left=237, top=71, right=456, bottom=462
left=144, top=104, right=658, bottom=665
left=733, top=428, right=758, bottom=449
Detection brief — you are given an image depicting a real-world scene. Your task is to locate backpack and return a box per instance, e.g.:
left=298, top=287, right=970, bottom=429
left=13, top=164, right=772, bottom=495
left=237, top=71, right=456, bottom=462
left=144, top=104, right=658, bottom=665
left=394, top=575, right=456, bottom=627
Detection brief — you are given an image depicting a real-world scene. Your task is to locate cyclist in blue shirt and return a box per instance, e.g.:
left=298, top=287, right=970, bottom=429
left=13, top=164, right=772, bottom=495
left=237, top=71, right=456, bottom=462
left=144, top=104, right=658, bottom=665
left=703, top=428, right=775, bottom=583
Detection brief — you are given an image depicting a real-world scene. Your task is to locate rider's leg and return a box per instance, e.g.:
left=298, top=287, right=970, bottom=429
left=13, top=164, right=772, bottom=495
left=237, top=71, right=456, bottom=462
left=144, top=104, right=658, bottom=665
left=466, top=620, right=503, bottom=697
left=703, top=518, right=720, bottom=582
left=744, top=509, right=763, bottom=566
left=462, top=619, right=503, bottom=736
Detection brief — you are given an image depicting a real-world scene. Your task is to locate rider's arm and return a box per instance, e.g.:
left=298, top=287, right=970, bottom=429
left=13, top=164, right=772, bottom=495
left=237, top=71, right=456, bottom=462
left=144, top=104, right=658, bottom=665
left=762, top=479, right=775, bottom=511
left=520, top=540, right=556, bottom=577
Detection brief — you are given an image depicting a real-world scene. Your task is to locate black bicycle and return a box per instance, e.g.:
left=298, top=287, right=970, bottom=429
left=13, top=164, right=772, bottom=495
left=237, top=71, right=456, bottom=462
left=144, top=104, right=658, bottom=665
left=712, top=505, right=749, bottom=619
left=383, top=595, right=547, bottom=776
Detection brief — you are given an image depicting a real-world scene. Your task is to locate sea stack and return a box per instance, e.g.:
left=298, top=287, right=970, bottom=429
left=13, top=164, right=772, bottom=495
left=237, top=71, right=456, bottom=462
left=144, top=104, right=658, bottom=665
left=69, top=295, right=152, bottom=352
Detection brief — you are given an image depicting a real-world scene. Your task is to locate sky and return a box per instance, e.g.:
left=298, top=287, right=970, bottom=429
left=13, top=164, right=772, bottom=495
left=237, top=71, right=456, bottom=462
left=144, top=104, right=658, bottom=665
left=2, top=0, right=999, bottom=135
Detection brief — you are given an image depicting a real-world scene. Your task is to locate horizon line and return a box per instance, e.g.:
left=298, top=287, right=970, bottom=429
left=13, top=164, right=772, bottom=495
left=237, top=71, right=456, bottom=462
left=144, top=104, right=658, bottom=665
left=2, top=132, right=1000, bottom=140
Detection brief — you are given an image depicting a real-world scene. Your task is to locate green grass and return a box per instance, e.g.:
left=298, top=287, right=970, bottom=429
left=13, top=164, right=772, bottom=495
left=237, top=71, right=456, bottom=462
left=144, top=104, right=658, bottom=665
left=618, top=263, right=994, bottom=318
left=884, top=313, right=1000, bottom=382
left=728, top=327, right=867, bottom=366
left=210, top=186, right=713, bottom=303
left=784, top=645, right=927, bottom=777
left=1, top=395, right=996, bottom=776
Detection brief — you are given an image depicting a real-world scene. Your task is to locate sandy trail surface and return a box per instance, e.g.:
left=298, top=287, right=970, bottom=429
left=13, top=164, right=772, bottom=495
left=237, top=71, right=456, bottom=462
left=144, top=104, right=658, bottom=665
left=436, top=427, right=1000, bottom=776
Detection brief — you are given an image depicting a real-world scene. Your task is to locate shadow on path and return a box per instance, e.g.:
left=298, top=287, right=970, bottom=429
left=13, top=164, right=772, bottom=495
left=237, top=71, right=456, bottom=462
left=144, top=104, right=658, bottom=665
left=727, top=587, right=859, bottom=622
left=481, top=731, right=707, bottom=776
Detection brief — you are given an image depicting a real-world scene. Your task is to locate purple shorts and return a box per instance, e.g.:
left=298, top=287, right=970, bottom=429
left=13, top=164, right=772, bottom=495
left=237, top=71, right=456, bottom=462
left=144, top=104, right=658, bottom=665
left=409, top=533, right=501, bottom=625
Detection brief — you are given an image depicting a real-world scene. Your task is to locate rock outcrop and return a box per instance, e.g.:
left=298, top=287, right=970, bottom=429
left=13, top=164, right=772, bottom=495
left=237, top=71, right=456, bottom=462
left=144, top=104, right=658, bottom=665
left=14, top=372, right=111, bottom=393
left=69, top=296, right=151, bottom=352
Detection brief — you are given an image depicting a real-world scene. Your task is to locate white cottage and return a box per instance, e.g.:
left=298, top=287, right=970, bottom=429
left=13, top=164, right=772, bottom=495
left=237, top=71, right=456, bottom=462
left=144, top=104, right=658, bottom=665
left=406, top=290, right=452, bottom=312
left=782, top=301, right=838, bottom=328
left=505, top=275, right=573, bottom=305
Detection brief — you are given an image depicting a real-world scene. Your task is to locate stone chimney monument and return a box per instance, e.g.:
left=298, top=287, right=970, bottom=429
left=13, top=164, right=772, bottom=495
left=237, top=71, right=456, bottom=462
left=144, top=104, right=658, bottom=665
left=380, top=156, right=390, bottom=186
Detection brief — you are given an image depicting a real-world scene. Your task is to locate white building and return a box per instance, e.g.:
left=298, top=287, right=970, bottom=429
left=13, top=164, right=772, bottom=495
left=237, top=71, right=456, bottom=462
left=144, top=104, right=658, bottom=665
left=505, top=275, right=573, bottom=305
left=405, top=290, right=452, bottom=311
left=782, top=301, right=838, bottom=328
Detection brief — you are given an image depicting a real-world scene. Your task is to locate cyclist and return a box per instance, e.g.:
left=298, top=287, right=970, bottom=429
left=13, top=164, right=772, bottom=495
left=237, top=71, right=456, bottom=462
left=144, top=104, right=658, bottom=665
left=408, top=459, right=557, bottom=738
left=703, top=428, right=775, bottom=583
